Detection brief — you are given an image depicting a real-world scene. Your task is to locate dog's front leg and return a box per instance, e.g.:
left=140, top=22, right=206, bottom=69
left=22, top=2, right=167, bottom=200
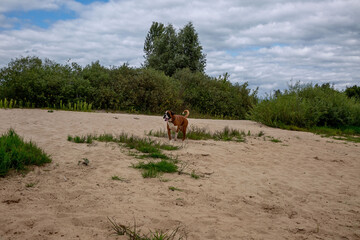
left=174, top=129, right=178, bottom=141
left=167, top=126, right=172, bottom=140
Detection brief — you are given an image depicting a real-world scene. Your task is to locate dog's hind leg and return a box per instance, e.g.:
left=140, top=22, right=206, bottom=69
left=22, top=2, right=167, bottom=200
left=182, top=126, right=187, bottom=141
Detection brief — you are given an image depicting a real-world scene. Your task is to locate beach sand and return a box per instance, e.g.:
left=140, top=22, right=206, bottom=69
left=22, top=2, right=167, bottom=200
left=0, top=109, right=359, bottom=239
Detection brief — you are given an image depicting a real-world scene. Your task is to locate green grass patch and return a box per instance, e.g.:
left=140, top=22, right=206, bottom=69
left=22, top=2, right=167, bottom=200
left=309, top=126, right=360, bottom=143
left=148, top=126, right=250, bottom=142
left=133, top=160, right=178, bottom=178
left=0, top=129, right=52, bottom=177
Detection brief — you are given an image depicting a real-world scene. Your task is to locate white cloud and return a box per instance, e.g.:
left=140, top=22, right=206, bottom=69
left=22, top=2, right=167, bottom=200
left=0, top=0, right=359, bottom=96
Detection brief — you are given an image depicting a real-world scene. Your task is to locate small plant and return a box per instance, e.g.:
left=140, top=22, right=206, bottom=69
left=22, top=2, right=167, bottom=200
left=267, top=137, right=282, bottom=143
left=26, top=182, right=36, bottom=188
left=257, top=131, right=265, bottom=137
left=169, top=186, right=182, bottom=191
left=111, top=175, right=130, bottom=183
left=112, top=175, right=122, bottom=181
left=190, top=170, right=200, bottom=179
left=107, top=217, right=185, bottom=239
left=67, top=135, right=93, bottom=144
left=270, top=138, right=282, bottom=143
left=142, top=168, right=159, bottom=178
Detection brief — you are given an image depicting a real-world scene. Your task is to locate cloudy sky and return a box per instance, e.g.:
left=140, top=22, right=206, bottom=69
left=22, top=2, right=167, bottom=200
left=0, top=0, right=359, bottom=95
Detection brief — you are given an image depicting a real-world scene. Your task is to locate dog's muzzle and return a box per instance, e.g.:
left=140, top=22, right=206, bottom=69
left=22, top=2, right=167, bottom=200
left=163, top=114, right=169, bottom=122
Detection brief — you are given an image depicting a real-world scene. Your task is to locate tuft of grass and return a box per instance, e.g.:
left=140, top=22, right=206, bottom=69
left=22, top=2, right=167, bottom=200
left=257, top=131, right=265, bottom=137
left=169, top=186, right=182, bottom=191
left=26, top=182, right=36, bottom=188
left=133, top=160, right=178, bottom=178
left=112, top=175, right=122, bottom=181
left=141, top=168, right=159, bottom=178
left=213, top=126, right=246, bottom=142
left=269, top=137, right=282, bottom=143
left=67, top=134, right=93, bottom=144
left=0, top=129, right=52, bottom=177
left=108, top=217, right=185, bottom=240
left=190, top=170, right=200, bottom=179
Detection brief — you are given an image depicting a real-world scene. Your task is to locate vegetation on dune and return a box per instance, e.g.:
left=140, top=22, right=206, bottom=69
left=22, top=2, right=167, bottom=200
left=249, top=83, right=360, bottom=142
left=0, top=129, right=51, bottom=177
left=0, top=56, right=255, bottom=118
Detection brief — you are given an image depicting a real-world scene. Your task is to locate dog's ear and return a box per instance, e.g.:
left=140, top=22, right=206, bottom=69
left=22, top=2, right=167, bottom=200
left=170, top=111, right=175, bottom=117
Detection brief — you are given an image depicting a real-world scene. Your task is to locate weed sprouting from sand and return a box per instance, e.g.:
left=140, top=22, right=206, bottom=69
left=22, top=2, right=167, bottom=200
left=111, top=175, right=122, bottom=181
left=26, top=182, right=36, bottom=188
left=265, top=136, right=282, bottom=143
left=67, top=134, right=93, bottom=144
left=257, top=131, right=265, bottom=137
left=111, top=175, right=130, bottom=183
left=190, top=170, right=200, bottom=179
left=169, top=186, right=182, bottom=192
left=0, top=129, right=52, bottom=177
left=213, top=126, right=246, bottom=142
left=108, top=217, right=185, bottom=240
left=270, top=137, right=282, bottom=143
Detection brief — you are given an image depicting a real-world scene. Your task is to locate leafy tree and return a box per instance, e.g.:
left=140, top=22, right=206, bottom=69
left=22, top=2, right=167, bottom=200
left=144, top=22, right=165, bottom=63
left=345, top=85, right=360, bottom=102
left=143, top=22, right=206, bottom=76
left=144, top=24, right=178, bottom=76
left=177, top=22, right=206, bottom=73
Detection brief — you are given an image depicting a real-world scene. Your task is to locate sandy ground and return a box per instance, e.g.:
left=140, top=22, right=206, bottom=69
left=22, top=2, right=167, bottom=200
left=0, top=109, right=359, bottom=240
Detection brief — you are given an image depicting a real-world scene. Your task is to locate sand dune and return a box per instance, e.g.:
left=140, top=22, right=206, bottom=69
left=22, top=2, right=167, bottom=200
left=0, top=109, right=359, bottom=239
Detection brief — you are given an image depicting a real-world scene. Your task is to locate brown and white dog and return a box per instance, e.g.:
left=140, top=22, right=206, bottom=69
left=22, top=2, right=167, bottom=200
left=163, top=110, right=189, bottom=141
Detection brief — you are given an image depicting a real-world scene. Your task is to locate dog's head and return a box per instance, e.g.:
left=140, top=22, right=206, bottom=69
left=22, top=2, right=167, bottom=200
left=163, top=110, right=174, bottom=122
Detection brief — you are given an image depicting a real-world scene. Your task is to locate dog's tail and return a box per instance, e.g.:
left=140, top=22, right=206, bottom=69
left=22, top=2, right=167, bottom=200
left=182, top=110, right=190, bottom=118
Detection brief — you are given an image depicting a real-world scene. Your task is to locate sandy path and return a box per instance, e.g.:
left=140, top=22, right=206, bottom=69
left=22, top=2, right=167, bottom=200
left=0, top=109, right=359, bottom=239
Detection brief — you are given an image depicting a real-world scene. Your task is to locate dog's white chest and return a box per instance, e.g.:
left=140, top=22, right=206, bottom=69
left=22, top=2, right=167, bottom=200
left=167, top=122, right=177, bottom=131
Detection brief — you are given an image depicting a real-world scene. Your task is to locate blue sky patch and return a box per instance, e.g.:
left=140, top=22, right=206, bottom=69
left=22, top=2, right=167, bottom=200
left=3, top=0, right=109, bottom=30
left=5, top=9, right=77, bottom=29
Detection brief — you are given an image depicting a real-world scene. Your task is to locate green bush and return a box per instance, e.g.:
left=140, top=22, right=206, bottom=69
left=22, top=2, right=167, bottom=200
left=249, top=83, right=360, bottom=129
left=0, top=56, right=257, bottom=118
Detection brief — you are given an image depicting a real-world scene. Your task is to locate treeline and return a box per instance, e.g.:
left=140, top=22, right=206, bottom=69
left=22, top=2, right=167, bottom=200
left=249, top=83, right=360, bottom=129
left=1, top=56, right=360, bottom=131
left=0, top=56, right=257, bottom=118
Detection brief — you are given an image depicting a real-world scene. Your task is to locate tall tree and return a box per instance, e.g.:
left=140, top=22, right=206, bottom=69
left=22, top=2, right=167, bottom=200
left=177, top=22, right=206, bottom=73
left=143, top=21, right=206, bottom=76
left=143, top=22, right=165, bottom=66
